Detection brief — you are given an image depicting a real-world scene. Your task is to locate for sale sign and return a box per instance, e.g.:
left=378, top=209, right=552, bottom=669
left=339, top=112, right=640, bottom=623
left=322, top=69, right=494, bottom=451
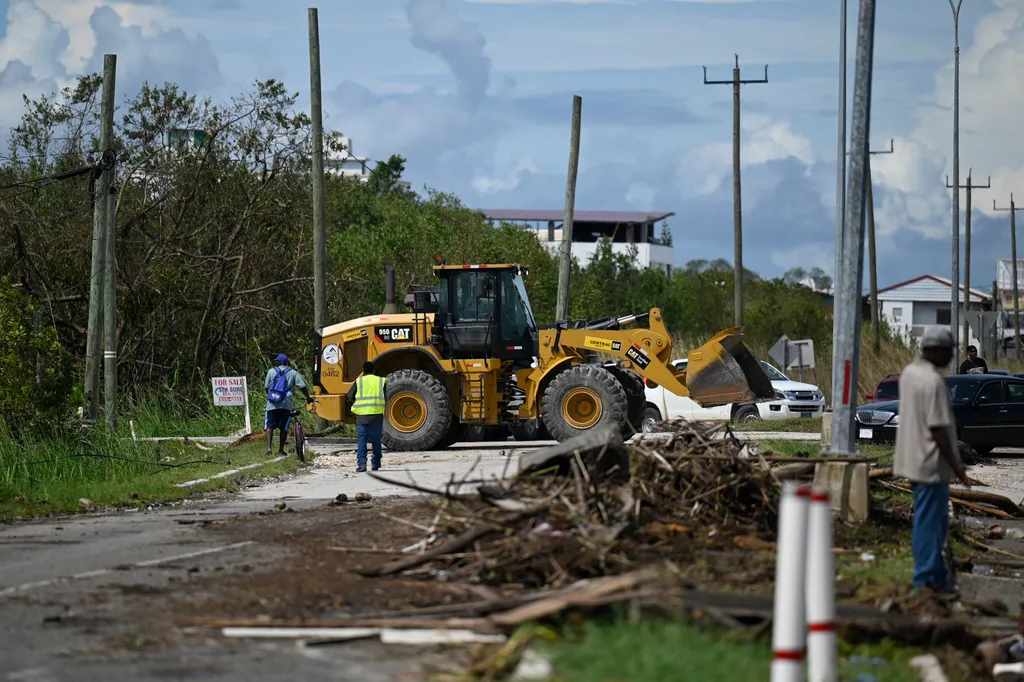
left=212, top=376, right=247, bottom=406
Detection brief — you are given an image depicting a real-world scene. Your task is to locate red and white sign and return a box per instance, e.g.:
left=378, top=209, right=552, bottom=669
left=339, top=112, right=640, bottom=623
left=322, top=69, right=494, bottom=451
left=212, top=376, right=247, bottom=406
left=211, top=376, right=252, bottom=434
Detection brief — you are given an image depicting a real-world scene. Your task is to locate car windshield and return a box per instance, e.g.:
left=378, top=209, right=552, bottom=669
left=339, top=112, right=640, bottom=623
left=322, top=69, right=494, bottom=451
left=760, top=362, right=789, bottom=382
left=946, top=379, right=980, bottom=405
left=875, top=381, right=899, bottom=400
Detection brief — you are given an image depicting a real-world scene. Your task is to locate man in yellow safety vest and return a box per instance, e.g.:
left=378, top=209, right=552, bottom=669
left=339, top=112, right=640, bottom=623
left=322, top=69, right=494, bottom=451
left=346, top=361, right=387, bottom=472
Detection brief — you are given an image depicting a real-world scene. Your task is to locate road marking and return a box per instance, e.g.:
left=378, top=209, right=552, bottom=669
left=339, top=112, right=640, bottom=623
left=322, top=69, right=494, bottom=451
left=0, top=541, right=255, bottom=598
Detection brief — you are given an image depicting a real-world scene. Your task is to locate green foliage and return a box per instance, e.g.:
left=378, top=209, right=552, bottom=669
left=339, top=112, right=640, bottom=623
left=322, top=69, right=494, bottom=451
left=0, top=280, right=73, bottom=433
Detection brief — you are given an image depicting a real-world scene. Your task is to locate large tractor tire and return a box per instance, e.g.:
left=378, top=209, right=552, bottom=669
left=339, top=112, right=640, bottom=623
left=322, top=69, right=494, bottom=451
left=607, top=366, right=645, bottom=436
left=382, top=369, right=453, bottom=451
left=541, top=365, right=629, bottom=442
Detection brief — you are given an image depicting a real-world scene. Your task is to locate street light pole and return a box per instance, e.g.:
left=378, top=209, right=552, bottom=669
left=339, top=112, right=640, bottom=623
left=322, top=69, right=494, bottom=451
left=830, top=0, right=848, bottom=416
left=948, top=0, right=964, bottom=370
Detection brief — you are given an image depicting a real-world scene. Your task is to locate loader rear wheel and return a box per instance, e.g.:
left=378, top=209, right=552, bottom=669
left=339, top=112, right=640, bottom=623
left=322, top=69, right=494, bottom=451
left=542, top=365, right=629, bottom=442
left=382, top=369, right=452, bottom=451
left=511, top=419, right=551, bottom=442
left=607, top=366, right=645, bottom=436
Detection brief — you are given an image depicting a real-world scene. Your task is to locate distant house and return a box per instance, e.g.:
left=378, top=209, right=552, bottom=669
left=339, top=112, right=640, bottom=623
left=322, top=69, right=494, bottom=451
left=876, top=275, right=992, bottom=347
left=475, top=209, right=675, bottom=276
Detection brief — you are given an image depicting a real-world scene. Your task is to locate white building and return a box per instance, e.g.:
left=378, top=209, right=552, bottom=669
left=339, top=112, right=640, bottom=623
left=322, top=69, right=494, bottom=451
left=877, top=274, right=992, bottom=347
left=326, top=134, right=411, bottom=191
left=475, top=209, right=675, bottom=276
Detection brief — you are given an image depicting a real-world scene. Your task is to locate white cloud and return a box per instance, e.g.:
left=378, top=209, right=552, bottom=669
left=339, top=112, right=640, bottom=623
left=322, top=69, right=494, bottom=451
left=33, top=0, right=172, bottom=73
left=872, top=0, right=1024, bottom=235
left=677, top=113, right=814, bottom=198
left=0, top=0, right=69, bottom=81
left=471, top=158, right=539, bottom=194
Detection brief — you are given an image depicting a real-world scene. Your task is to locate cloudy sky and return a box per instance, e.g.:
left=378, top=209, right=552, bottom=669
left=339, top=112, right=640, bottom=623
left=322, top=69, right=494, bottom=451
left=1, top=0, right=1022, bottom=289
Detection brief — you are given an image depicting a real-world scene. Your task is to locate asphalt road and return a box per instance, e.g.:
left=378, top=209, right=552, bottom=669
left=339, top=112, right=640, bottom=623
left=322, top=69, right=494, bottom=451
left=4, top=431, right=1024, bottom=681
left=0, top=439, right=545, bottom=682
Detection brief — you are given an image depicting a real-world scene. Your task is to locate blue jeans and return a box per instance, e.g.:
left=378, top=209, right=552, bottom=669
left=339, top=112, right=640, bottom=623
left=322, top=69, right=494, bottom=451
left=911, top=482, right=951, bottom=588
left=356, top=422, right=383, bottom=469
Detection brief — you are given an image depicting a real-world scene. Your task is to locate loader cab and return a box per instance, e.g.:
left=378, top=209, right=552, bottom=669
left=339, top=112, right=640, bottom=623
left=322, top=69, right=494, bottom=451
left=431, top=264, right=538, bottom=361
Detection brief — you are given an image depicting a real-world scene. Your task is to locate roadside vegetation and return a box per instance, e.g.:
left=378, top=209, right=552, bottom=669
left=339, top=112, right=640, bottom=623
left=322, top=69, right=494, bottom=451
left=544, top=618, right=932, bottom=682
left=0, top=435, right=303, bottom=521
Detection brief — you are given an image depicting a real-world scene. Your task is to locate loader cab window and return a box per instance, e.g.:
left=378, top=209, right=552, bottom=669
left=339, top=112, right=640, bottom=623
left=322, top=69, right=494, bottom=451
left=498, top=270, right=538, bottom=359
left=454, top=271, right=496, bottom=323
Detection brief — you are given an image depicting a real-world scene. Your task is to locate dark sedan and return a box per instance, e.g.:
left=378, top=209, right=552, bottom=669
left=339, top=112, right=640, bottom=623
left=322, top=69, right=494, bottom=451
left=855, top=374, right=1024, bottom=455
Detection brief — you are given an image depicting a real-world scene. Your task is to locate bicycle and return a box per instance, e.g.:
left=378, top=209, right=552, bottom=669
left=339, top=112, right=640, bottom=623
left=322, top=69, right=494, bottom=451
left=288, top=398, right=317, bottom=463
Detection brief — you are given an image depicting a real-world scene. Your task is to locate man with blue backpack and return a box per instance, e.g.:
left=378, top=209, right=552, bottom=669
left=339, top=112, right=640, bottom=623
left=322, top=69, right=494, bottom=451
left=264, top=354, right=313, bottom=456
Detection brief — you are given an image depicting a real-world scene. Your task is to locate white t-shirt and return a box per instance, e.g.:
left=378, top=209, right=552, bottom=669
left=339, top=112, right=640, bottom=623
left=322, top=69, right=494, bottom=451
left=893, top=358, right=961, bottom=483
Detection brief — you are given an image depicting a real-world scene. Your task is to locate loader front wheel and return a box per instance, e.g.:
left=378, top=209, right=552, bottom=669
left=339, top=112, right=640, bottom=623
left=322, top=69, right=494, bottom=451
left=542, top=365, right=629, bottom=442
left=607, top=366, right=645, bottom=436
left=382, top=369, right=452, bottom=451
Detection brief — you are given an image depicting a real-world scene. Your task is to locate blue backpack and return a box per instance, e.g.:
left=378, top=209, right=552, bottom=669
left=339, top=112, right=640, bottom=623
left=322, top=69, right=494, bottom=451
left=268, top=367, right=291, bottom=403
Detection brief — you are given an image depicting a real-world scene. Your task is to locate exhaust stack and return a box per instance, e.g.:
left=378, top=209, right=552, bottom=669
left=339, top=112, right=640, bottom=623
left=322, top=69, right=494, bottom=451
left=383, top=262, right=398, bottom=314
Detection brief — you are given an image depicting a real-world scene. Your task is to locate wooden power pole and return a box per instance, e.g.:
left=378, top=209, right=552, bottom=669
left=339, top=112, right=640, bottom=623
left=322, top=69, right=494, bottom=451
left=308, top=8, right=327, bottom=333
left=865, top=138, right=893, bottom=353
left=84, top=54, right=116, bottom=427
left=555, top=95, right=582, bottom=323
left=703, top=54, right=768, bottom=328
left=995, top=195, right=1023, bottom=364
left=947, top=170, right=990, bottom=353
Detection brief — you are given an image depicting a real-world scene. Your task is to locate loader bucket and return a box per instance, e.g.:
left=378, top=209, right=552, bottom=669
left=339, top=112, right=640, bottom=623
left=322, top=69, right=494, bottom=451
left=684, top=328, right=775, bottom=407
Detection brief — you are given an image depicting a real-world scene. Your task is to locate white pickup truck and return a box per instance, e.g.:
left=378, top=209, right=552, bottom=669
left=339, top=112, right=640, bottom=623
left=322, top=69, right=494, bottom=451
left=641, top=358, right=825, bottom=431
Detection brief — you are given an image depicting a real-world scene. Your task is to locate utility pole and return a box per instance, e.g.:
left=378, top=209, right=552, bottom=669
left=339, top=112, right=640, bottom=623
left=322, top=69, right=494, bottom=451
left=308, top=8, right=327, bottom=333
left=103, top=183, right=117, bottom=428
left=555, top=95, right=582, bottom=323
left=947, top=0, right=966, bottom=371
left=84, top=54, right=116, bottom=428
left=703, top=54, right=768, bottom=328
left=865, top=138, right=893, bottom=353
left=947, top=170, right=990, bottom=353
left=994, top=195, right=1023, bottom=364
left=831, top=0, right=848, bottom=383
left=827, top=0, right=877, bottom=457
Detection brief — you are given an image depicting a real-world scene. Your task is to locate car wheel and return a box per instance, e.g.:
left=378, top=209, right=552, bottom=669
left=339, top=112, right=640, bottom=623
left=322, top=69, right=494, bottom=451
left=734, top=405, right=761, bottom=423
left=641, top=406, right=662, bottom=433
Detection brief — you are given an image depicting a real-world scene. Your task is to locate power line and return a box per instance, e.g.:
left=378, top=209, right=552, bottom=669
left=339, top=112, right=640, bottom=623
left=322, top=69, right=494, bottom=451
left=947, top=169, right=991, bottom=356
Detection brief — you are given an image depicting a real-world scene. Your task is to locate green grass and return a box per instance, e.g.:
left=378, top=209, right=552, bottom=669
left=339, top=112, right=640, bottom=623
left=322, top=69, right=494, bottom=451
left=757, top=439, right=895, bottom=464
left=732, top=417, right=824, bottom=433
left=544, top=619, right=924, bottom=682
left=0, top=429, right=306, bottom=520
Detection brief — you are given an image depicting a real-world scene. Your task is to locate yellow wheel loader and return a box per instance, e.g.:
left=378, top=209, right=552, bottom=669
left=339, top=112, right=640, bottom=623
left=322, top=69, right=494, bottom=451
left=310, top=262, right=773, bottom=451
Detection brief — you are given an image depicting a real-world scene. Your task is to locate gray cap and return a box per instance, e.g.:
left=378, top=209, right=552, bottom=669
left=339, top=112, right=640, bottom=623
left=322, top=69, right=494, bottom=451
left=920, top=327, right=954, bottom=349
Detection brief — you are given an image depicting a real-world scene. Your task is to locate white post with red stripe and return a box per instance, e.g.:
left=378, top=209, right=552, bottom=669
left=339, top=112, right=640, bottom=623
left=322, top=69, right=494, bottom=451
left=806, top=486, right=838, bottom=681
left=771, top=482, right=811, bottom=682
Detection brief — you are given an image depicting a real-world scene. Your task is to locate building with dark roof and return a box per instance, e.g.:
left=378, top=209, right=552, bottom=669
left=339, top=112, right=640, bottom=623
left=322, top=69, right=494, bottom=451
left=474, top=209, right=676, bottom=276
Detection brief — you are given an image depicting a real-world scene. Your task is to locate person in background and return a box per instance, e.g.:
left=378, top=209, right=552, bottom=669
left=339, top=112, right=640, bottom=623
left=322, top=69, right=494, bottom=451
left=264, top=354, right=313, bottom=456
left=894, top=328, right=970, bottom=595
left=958, top=345, right=989, bottom=375
left=346, top=361, right=387, bottom=473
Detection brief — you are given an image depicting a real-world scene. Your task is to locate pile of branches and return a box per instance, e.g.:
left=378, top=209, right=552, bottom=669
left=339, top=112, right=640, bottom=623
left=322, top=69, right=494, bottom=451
left=361, top=421, right=781, bottom=589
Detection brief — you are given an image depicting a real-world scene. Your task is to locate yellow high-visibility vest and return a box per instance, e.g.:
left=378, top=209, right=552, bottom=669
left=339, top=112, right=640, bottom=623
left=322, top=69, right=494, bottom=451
left=351, top=374, right=386, bottom=415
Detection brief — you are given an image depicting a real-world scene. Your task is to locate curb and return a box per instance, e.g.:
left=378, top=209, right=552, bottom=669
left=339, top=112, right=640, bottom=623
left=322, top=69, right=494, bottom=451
left=176, top=456, right=288, bottom=489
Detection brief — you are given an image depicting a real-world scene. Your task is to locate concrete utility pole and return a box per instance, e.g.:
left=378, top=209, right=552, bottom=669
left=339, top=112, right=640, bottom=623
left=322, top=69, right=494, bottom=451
left=84, top=54, right=116, bottom=428
left=703, top=54, right=768, bottom=328
left=994, top=195, right=1023, bottom=364
left=308, top=8, right=327, bottom=333
left=827, top=0, right=877, bottom=457
left=947, top=170, right=991, bottom=352
left=948, top=0, right=966, bottom=371
left=832, top=0, right=849, bottom=375
left=865, top=139, right=893, bottom=353
left=555, top=95, right=582, bottom=323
